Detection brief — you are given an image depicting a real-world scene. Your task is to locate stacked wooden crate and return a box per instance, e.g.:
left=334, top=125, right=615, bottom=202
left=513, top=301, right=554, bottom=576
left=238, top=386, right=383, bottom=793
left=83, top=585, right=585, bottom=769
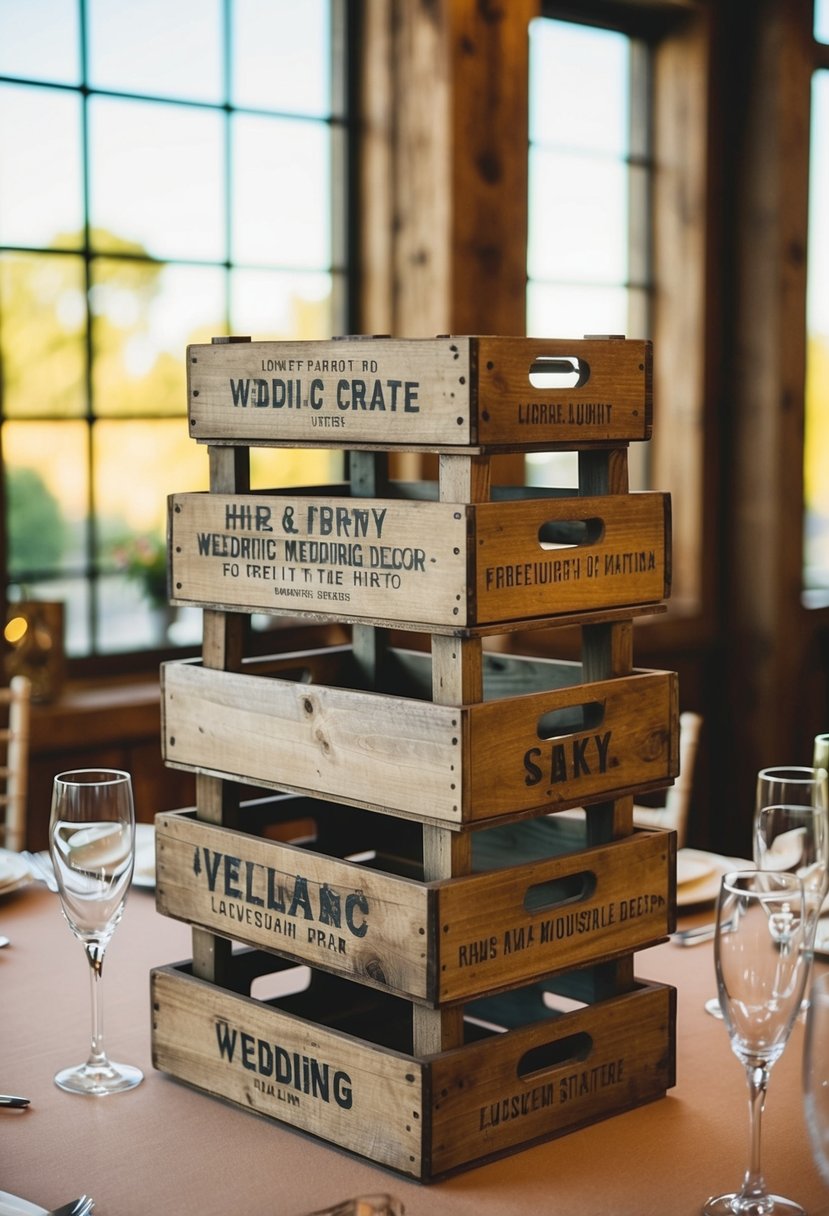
left=150, top=334, right=678, bottom=1182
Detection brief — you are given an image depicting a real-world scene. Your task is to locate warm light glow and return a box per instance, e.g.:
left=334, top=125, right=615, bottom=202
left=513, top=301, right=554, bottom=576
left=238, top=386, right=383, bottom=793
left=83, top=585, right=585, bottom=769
left=4, top=615, right=29, bottom=645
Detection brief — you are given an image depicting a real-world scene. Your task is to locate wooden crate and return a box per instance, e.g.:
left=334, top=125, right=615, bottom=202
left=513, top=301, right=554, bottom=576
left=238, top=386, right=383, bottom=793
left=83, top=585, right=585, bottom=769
left=168, top=488, right=670, bottom=629
left=151, top=953, right=675, bottom=1181
left=161, top=645, right=679, bottom=828
left=155, top=801, right=676, bottom=1005
left=186, top=335, right=652, bottom=451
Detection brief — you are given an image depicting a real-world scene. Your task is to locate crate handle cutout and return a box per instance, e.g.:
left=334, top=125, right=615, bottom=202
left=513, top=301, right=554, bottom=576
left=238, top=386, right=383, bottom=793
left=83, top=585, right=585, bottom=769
left=251, top=963, right=312, bottom=1003
left=517, top=1032, right=593, bottom=1081
left=523, top=870, right=597, bottom=914
left=537, top=517, right=604, bottom=550
left=536, top=700, right=605, bottom=740
left=528, top=356, right=590, bottom=390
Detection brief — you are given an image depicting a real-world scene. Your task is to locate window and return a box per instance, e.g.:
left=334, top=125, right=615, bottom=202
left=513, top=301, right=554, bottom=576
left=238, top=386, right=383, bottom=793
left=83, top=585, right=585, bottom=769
left=0, top=0, right=349, bottom=662
left=804, top=8, right=829, bottom=605
left=526, top=13, right=650, bottom=492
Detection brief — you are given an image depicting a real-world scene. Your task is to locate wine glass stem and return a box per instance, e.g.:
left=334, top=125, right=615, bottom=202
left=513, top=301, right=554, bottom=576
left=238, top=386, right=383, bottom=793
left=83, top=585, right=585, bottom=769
left=740, top=1062, right=771, bottom=1205
left=84, top=942, right=109, bottom=1070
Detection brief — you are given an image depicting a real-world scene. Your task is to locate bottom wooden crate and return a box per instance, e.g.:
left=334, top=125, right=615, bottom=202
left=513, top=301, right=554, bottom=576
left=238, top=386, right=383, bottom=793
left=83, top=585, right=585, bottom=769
left=151, top=953, right=676, bottom=1181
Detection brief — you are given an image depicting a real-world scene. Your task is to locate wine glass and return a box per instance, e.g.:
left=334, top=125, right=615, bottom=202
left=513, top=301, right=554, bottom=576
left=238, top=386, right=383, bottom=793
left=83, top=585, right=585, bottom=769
left=803, top=969, right=829, bottom=1188
left=48, top=768, right=143, bottom=1095
left=703, top=870, right=810, bottom=1215
left=704, top=766, right=829, bottom=1021
left=756, top=766, right=828, bottom=817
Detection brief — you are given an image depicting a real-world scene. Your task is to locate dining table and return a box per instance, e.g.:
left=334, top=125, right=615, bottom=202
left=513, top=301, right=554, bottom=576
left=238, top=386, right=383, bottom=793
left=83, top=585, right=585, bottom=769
left=2, top=856, right=828, bottom=1216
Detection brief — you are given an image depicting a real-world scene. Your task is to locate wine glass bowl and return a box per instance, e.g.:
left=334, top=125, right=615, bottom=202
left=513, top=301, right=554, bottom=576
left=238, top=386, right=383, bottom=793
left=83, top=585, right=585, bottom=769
left=754, top=803, right=829, bottom=936
left=702, top=870, right=810, bottom=1216
left=49, top=768, right=143, bottom=1096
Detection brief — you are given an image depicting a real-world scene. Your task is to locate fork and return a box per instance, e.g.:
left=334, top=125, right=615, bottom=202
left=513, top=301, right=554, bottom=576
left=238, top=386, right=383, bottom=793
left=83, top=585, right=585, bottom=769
left=21, top=850, right=58, bottom=893
left=46, top=1199, right=95, bottom=1216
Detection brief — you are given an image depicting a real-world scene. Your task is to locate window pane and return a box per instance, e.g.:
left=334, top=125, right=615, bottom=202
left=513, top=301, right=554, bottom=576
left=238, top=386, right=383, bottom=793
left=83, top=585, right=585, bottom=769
left=0, top=253, right=87, bottom=418
left=95, top=419, right=210, bottom=651
left=528, top=148, right=627, bottom=283
left=529, top=18, right=628, bottom=152
left=804, top=71, right=829, bottom=602
left=250, top=446, right=342, bottom=491
left=527, top=281, right=629, bottom=339
left=4, top=420, right=88, bottom=577
left=91, top=260, right=227, bottom=416
left=816, top=0, right=829, bottom=43
left=87, top=0, right=223, bottom=103
left=0, top=84, right=83, bottom=248
left=231, top=114, right=330, bottom=268
left=230, top=267, right=333, bottom=338
left=88, top=97, right=225, bottom=261
left=96, top=419, right=209, bottom=532
left=0, top=0, right=80, bottom=85
left=232, top=0, right=331, bottom=116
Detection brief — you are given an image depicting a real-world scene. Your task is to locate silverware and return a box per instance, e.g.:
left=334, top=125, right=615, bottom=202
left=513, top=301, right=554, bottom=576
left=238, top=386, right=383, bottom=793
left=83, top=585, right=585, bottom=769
left=302, top=1197, right=404, bottom=1216
left=21, top=850, right=58, bottom=893
left=46, top=1197, right=94, bottom=1216
left=0, top=1093, right=29, bottom=1107
left=0, top=935, right=9, bottom=947
left=672, top=921, right=717, bottom=946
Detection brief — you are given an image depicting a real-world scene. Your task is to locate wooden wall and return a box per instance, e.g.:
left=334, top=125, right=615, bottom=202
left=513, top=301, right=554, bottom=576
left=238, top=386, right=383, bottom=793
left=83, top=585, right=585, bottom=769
left=356, top=0, right=829, bottom=858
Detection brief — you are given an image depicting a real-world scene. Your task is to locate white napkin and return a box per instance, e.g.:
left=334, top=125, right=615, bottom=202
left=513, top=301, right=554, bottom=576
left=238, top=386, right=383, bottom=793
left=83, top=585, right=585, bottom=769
left=133, top=824, right=156, bottom=885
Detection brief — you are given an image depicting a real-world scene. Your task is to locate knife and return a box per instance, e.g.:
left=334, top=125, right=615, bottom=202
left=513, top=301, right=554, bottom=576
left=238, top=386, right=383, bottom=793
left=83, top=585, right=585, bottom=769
left=0, top=1094, right=30, bottom=1108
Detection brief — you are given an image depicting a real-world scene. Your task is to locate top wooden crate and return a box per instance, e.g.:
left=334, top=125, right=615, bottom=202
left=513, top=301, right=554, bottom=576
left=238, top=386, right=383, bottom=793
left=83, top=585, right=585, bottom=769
left=186, top=336, right=652, bottom=452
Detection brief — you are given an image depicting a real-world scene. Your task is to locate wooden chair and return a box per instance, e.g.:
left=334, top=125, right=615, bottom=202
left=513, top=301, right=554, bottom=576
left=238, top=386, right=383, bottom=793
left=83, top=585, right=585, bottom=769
left=633, top=710, right=702, bottom=849
left=0, top=675, right=31, bottom=852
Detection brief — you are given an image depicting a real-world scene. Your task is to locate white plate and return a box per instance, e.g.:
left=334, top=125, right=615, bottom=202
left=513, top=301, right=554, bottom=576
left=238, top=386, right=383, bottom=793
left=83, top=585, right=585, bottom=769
left=133, top=823, right=155, bottom=889
left=676, top=849, right=753, bottom=907
left=676, top=852, right=716, bottom=887
left=0, top=849, right=32, bottom=898
left=0, top=1191, right=46, bottom=1216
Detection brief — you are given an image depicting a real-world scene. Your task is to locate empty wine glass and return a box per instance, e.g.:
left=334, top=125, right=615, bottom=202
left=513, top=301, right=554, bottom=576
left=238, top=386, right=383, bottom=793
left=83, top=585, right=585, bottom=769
left=704, top=766, right=829, bottom=1022
left=703, top=870, right=810, bottom=1215
left=49, top=768, right=143, bottom=1095
left=803, top=970, right=829, bottom=1188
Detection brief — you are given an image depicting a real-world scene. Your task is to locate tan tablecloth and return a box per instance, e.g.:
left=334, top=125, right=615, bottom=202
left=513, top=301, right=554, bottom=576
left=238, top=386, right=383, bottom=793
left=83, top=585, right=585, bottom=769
left=1, top=882, right=827, bottom=1216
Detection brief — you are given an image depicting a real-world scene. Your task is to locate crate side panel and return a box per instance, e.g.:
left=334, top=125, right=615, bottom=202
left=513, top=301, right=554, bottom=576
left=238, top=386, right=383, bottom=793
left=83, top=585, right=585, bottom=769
left=427, top=981, right=675, bottom=1176
left=151, top=964, right=425, bottom=1176
left=473, top=493, right=670, bottom=622
left=155, top=810, right=433, bottom=1000
left=476, top=336, right=652, bottom=446
left=436, top=828, right=675, bottom=1003
left=170, top=492, right=469, bottom=626
left=466, top=669, right=678, bottom=821
left=187, top=338, right=474, bottom=446
left=161, top=661, right=464, bottom=825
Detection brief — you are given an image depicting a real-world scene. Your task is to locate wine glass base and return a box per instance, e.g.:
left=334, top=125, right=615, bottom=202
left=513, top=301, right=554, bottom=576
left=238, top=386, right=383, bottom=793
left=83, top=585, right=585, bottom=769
left=704, top=996, right=724, bottom=1020
left=54, top=1060, right=143, bottom=1096
left=702, top=1192, right=806, bottom=1215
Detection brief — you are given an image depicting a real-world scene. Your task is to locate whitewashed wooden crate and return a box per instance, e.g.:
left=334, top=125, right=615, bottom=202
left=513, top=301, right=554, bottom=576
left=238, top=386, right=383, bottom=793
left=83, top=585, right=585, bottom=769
left=151, top=953, right=675, bottom=1181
